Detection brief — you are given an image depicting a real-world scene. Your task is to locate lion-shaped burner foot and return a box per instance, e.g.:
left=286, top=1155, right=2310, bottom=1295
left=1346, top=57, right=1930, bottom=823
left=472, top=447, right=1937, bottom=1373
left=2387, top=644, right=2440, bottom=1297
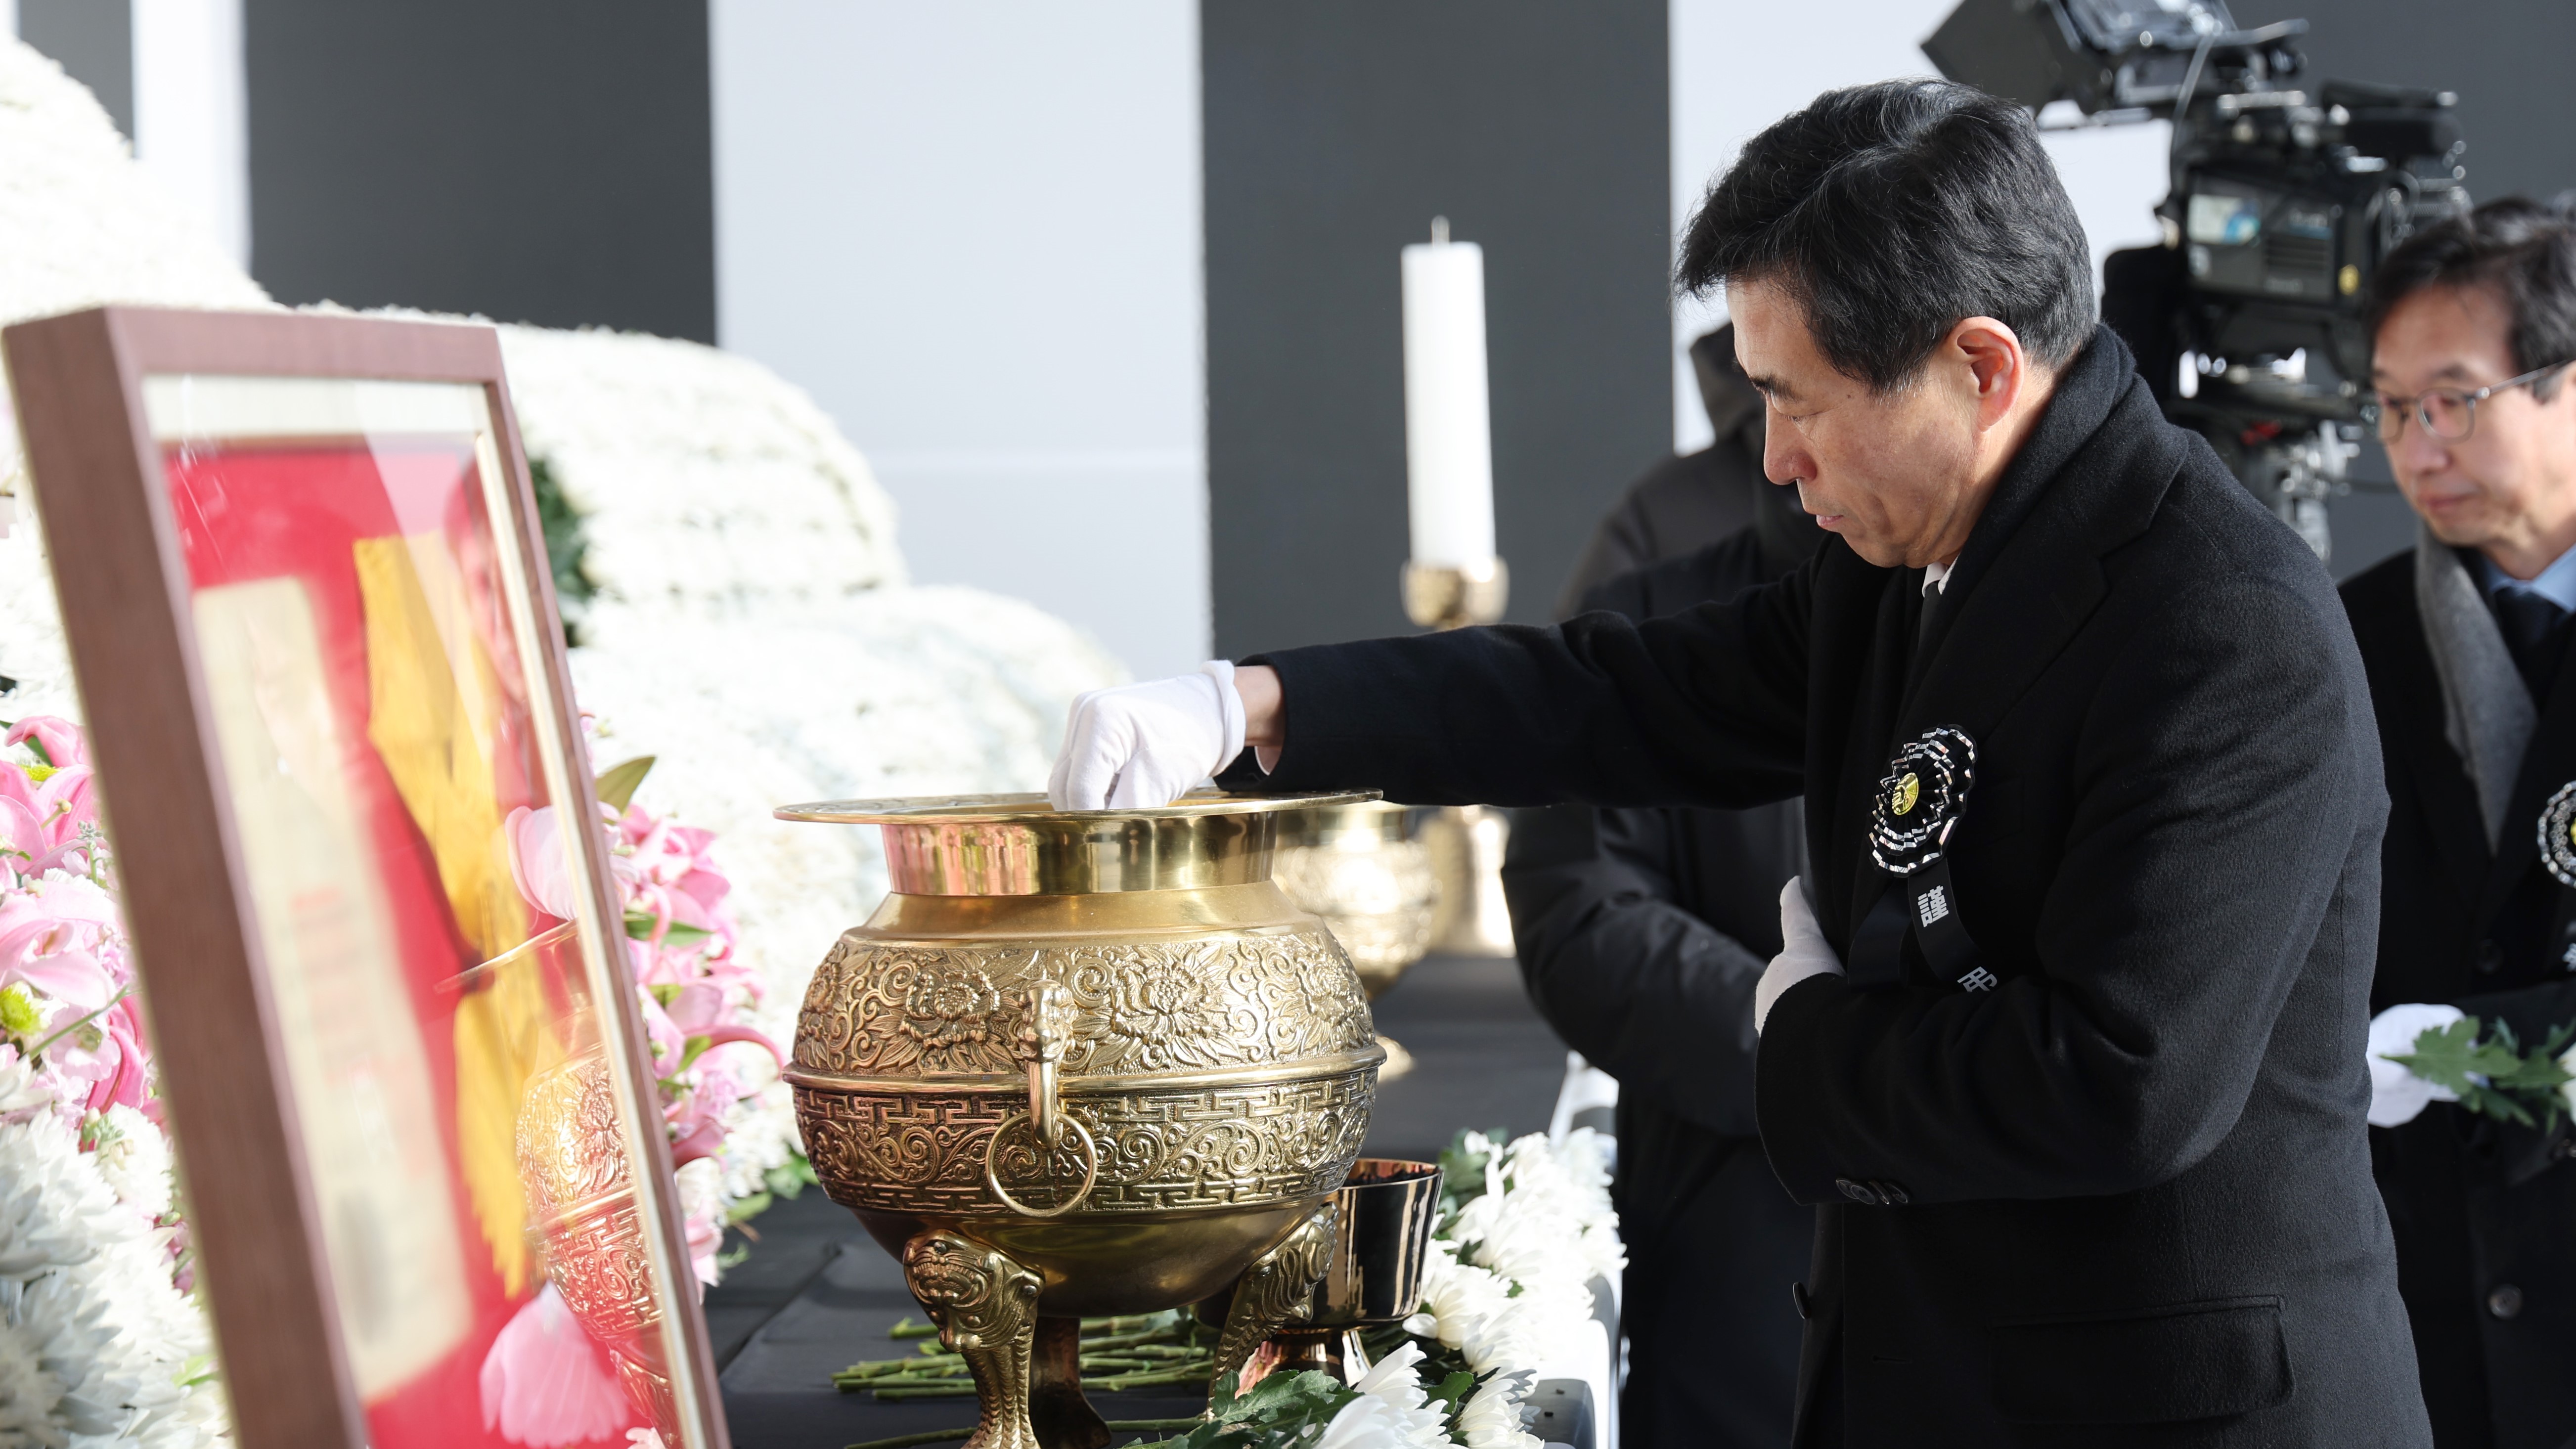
left=903, top=1229, right=1046, bottom=1449
left=1209, top=1202, right=1338, bottom=1404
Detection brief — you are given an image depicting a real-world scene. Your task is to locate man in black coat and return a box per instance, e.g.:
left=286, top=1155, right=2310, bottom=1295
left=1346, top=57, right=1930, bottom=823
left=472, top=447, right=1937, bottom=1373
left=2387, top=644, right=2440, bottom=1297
left=2338, top=198, right=2576, bottom=1449
left=1506, top=333, right=1821, bottom=1447
left=1050, top=80, right=2427, bottom=1444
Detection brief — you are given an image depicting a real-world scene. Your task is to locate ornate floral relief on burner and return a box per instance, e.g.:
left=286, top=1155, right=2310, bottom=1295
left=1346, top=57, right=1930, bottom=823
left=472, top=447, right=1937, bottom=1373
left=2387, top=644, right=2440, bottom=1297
left=792, top=925, right=1374, bottom=1080
left=517, top=1049, right=635, bottom=1221
left=796, top=1067, right=1377, bottom=1216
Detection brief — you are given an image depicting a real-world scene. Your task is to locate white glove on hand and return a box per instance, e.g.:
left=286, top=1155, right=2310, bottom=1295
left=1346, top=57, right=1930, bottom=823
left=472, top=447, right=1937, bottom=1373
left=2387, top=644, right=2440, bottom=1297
left=1755, top=877, right=1845, bottom=1034
left=1047, top=661, right=1248, bottom=810
left=2366, top=1001, right=2466, bottom=1128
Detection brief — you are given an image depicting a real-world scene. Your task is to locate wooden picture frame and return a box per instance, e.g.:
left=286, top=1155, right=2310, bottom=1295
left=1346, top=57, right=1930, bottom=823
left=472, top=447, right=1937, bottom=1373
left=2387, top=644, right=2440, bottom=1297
left=2, top=307, right=730, bottom=1449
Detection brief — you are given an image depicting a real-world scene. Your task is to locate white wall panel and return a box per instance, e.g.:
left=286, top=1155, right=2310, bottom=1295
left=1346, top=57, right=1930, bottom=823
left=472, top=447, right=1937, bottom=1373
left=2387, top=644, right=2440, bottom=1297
left=133, top=0, right=247, bottom=267
left=711, top=0, right=1204, bottom=679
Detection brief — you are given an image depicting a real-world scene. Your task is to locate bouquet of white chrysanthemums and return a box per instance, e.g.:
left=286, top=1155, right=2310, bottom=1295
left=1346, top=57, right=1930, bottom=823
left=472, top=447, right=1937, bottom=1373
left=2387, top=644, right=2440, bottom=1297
left=1119, top=1128, right=1624, bottom=1449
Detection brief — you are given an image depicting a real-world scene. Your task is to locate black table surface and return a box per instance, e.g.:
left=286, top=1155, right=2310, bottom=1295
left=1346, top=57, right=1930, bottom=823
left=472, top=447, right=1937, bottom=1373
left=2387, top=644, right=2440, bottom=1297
left=712, top=953, right=1571, bottom=1449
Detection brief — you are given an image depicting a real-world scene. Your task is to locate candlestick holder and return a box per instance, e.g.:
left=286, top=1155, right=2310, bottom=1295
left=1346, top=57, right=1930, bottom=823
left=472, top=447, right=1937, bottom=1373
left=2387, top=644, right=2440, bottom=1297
left=1397, top=556, right=1516, bottom=958
left=1400, top=558, right=1510, bottom=630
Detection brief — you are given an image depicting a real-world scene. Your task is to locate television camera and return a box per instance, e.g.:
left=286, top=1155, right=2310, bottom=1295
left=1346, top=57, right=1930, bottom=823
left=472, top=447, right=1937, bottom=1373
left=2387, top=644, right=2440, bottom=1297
left=1924, top=0, right=2469, bottom=560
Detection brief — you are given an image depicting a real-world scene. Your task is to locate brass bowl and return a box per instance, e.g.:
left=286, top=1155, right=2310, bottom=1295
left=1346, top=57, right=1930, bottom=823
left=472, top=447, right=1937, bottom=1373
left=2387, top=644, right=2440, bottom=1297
left=1310, top=1158, right=1442, bottom=1326
left=1273, top=802, right=1437, bottom=999
left=1254, top=1157, right=1444, bottom=1385
left=781, top=790, right=1387, bottom=1445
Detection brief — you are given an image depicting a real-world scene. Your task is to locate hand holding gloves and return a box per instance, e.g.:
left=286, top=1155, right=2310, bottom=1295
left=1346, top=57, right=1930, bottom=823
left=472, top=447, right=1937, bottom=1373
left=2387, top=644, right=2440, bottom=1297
left=1047, top=661, right=1248, bottom=810
left=1756, top=877, right=1845, bottom=1033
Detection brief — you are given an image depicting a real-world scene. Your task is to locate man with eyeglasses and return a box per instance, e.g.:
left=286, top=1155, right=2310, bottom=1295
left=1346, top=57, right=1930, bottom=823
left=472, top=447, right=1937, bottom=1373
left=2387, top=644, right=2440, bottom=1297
left=2342, top=196, right=2576, bottom=1449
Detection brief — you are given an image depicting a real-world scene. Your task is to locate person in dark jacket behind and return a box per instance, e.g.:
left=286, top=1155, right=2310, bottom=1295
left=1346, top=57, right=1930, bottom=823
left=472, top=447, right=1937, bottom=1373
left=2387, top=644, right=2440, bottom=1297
left=1051, top=80, right=2427, bottom=1444
left=1506, top=326, right=1823, bottom=1447
left=2341, top=197, right=2576, bottom=1449
left=1553, top=326, right=1775, bottom=615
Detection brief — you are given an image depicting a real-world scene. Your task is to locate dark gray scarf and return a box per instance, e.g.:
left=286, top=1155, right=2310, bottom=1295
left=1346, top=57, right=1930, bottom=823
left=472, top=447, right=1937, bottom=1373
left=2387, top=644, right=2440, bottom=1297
left=2415, top=525, right=2534, bottom=851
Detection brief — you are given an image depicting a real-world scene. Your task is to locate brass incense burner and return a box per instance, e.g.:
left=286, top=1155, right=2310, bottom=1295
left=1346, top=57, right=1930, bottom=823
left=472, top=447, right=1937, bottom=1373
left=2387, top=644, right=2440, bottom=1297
left=1273, top=802, right=1437, bottom=998
left=779, top=790, right=1386, bottom=1449
left=517, top=1049, right=680, bottom=1442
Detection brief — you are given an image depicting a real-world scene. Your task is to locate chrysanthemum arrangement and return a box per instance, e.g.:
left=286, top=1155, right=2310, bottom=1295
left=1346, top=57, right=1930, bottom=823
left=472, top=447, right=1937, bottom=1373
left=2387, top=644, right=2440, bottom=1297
left=0, top=716, right=229, bottom=1447
left=1105, top=1128, right=1622, bottom=1449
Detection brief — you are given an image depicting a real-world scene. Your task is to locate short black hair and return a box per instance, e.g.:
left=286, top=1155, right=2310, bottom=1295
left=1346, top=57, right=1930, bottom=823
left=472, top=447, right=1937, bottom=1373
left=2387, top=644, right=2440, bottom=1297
left=2367, top=196, right=2576, bottom=400
left=1677, top=79, right=2094, bottom=393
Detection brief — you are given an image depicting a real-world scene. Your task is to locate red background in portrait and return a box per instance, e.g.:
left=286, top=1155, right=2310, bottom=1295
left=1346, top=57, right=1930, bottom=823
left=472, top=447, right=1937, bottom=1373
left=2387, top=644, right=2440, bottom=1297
left=165, top=439, right=636, bottom=1449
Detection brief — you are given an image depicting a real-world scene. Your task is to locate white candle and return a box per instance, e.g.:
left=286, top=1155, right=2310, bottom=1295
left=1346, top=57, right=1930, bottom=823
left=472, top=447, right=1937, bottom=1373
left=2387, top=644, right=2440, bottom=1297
left=1401, top=219, right=1496, bottom=567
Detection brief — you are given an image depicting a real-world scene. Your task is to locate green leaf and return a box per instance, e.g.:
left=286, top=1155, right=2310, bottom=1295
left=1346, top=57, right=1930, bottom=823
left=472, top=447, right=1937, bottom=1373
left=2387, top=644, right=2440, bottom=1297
left=625, top=908, right=712, bottom=945
left=678, top=1035, right=713, bottom=1073
left=595, top=754, right=656, bottom=812
left=1428, top=1369, right=1478, bottom=1414
left=765, top=1154, right=818, bottom=1199
left=529, top=455, right=597, bottom=646
left=2394, top=1015, right=2576, bottom=1131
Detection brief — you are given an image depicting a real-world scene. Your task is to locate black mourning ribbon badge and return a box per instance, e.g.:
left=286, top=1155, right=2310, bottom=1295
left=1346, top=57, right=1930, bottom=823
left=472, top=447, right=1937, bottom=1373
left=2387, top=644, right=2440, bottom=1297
left=2540, top=780, right=2576, bottom=889
left=1869, top=725, right=1978, bottom=877
left=1851, top=725, right=1992, bottom=995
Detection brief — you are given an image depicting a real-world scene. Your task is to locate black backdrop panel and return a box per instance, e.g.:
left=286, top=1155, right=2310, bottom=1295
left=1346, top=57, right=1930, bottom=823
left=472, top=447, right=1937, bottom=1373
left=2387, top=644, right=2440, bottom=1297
left=1202, top=0, right=1673, bottom=656
left=244, top=0, right=715, bottom=342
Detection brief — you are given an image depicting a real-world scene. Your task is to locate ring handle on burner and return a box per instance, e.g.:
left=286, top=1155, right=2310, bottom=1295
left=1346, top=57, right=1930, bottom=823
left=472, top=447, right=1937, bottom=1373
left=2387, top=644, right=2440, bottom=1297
left=982, top=1110, right=1100, bottom=1218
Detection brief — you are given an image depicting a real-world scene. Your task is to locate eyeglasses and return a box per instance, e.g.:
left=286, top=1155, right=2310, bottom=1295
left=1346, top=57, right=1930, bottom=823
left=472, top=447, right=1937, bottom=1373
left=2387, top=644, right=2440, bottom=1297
left=2364, top=361, right=2574, bottom=443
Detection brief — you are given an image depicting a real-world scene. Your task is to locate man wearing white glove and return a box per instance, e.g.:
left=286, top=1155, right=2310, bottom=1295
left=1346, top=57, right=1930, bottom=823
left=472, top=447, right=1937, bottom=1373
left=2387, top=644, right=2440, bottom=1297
left=1050, top=81, right=2423, bottom=1445
left=2338, top=198, right=2576, bottom=1447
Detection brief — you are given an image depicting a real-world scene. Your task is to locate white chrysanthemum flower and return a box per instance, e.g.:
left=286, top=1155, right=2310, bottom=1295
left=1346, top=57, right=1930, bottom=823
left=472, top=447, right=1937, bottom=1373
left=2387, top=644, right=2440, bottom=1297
left=0, top=1049, right=53, bottom=1122
left=85, top=1107, right=174, bottom=1220
left=1345, top=1340, right=1451, bottom=1446
left=1316, top=1390, right=1450, bottom=1449
left=0, top=1112, right=228, bottom=1446
left=1454, top=1366, right=1543, bottom=1449
left=715, top=1083, right=802, bottom=1204
left=0, top=1314, right=69, bottom=1445
left=1407, top=1133, right=1628, bottom=1449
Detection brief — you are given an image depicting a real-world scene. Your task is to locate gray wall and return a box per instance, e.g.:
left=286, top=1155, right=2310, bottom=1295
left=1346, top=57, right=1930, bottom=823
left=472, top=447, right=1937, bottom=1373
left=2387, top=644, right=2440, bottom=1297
left=18, top=0, right=131, bottom=136
left=1201, top=0, right=1673, bottom=657
left=244, top=0, right=715, bottom=341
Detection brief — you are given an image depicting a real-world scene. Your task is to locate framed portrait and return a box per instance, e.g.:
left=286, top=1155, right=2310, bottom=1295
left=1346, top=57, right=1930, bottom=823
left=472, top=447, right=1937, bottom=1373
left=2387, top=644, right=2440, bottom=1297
left=2, top=308, right=730, bottom=1449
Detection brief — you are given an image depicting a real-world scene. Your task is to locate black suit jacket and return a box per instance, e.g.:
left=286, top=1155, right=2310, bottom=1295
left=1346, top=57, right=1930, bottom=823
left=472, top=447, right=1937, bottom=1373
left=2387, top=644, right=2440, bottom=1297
left=2341, top=553, right=2576, bottom=1449
left=1225, top=329, right=2427, bottom=1445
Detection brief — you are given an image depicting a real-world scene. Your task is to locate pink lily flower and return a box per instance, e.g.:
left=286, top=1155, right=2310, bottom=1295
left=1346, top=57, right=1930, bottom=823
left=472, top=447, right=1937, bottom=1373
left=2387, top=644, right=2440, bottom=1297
left=6, top=716, right=87, bottom=769
left=504, top=806, right=580, bottom=920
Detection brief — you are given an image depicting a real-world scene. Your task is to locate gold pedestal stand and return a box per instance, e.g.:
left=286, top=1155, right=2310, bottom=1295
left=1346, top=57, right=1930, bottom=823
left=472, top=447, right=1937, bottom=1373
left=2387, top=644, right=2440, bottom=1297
left=1400, top=559, right=1516, bottom=960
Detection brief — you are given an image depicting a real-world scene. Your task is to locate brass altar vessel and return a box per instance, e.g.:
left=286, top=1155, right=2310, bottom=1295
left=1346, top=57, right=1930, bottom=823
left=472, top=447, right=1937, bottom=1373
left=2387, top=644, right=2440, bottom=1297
left=779, top=790, right=1388, bottom=1449
left=1273, top=802, right=1437, bottom=998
